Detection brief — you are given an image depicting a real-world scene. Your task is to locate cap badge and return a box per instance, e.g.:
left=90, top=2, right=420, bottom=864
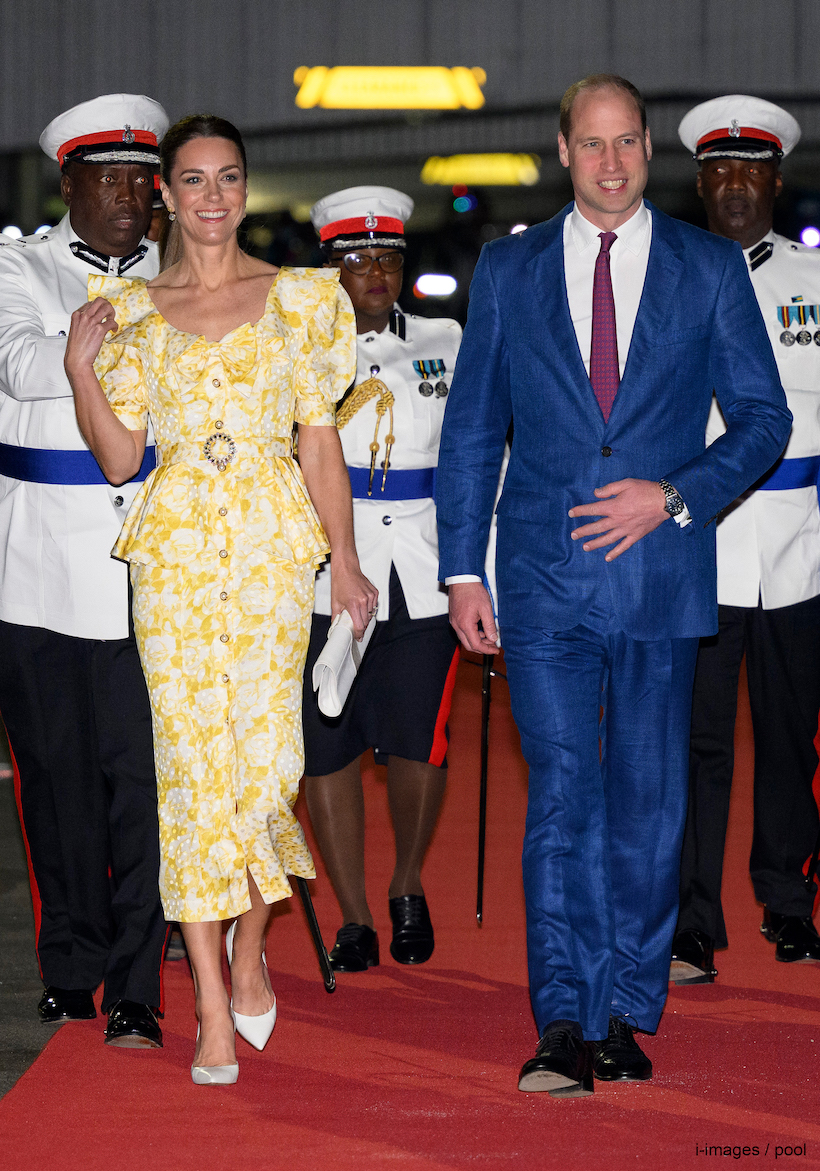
left=364, top=213, right=377, bottom=228
left=729, top=119, right=741, bottom=138
left=122, top=124, right=135, bottom=144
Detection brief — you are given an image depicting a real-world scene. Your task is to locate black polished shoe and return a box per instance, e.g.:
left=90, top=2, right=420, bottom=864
left=669, top=928, right=717, bottom=984
left=389, top=894, right=434, bottom=965
left=518, top=1019, right=593, bottom=1096
left=763, top=911, right=820, bottom=963
left=38, top=987, right=96, bottom=1023
left=328, top=923, right=379, bottom=972
left=104, top=1000, right=163, bottom=1048
left=589, top=1016, right=652, bottom=1082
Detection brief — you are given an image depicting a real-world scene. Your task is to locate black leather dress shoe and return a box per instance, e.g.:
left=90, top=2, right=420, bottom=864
left=38, top=987, right=96, bottom=1023
left=104, top=1001, right=162, bottom=1048
left=588, top=1016, right=652, bottom=1081
left=762, top=909, right=820, bottom=962
left=389, top=894, right=434, bottom=965
left=328, top=923, right=379, bottom=972
left=669, top=928, right=717, bottom=984
left=518, top=1019, right=593, bottom=1096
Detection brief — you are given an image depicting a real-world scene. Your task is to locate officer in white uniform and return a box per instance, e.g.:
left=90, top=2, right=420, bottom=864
left=0, top=95, right=170, bottom=1045
left=303, top=188, right=461, bottom=972
left=671, top=97, right=820, bottom=982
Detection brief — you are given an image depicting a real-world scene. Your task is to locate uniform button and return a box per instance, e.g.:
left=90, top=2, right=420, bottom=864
left=221, top=673, right=229, bottom=683
left=114, top=495, right=124, bottom=506
left=212, top=378, right=221, bottom=388
left=220, top=591, right=228, bottom=601
left=218, top=506, right=227, bottom=516
left=214, top=420, right=224, bottom=429
left=220, top=633, right=230, bottom=643
left=601, top=446, right=612, bottom=457
left=219, top=549, right=228, bottom=558
left=381, top=515, right=392, bottom=526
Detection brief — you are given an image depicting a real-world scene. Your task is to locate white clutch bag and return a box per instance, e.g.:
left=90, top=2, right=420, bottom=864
left=312, top=611, right=376, bottom=717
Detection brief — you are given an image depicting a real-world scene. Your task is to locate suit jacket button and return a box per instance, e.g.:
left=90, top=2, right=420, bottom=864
left=114, top=495, right=124, bottom=506
left=601, top=446, right=612, bottom=457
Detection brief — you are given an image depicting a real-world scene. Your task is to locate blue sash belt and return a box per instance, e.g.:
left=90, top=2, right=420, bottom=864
left=0, top=443, right=157, bottom=486
left=347, top=465, right=436, bottom=501
left=757, top=454, right=820, bottom=495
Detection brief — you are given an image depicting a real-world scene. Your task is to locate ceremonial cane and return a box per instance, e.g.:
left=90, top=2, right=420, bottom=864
left=805, top=827, right=820, bottom=897
left=476, top=653, right=493, bottom=925
left=295, top=876, right=336, bottom=993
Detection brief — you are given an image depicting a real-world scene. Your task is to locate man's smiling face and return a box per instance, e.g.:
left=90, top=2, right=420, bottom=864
left=558, top=86, right=652, bottom=230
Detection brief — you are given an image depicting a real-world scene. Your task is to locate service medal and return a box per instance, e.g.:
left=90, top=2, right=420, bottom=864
left=418, top=381, right=434, bottom=397
left=434, top=380, right=449, bottom=398
left=797, top=329, right=812, bottom=345
left=780, top=330, right=796, bottom=346
left=815, top=331, right=820, bottom=346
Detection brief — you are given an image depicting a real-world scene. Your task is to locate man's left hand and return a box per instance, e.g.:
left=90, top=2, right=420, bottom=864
left=568, top=478, right=669, bottom=562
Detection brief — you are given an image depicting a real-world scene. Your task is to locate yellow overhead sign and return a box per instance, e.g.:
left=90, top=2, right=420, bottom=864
left=293, top=66, right=486, bottom=110
left=422, top=154, right=540, bottom=186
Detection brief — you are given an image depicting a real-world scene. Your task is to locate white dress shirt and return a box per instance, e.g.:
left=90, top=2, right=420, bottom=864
left=564, top=200, right=651, bottom=378
left=0, top=212, right=159, bottom=639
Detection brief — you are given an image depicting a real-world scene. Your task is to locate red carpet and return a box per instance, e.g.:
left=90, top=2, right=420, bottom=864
left=1, top=657, right=819, bottom=1170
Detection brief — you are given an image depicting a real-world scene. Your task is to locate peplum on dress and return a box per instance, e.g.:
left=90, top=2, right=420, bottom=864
left=89, top=268, right=356, bottom=922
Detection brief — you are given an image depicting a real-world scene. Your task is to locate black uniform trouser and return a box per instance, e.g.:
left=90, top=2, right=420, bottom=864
left=677, top=597, right=820, bottom=948
left=0, top=619, right=167, bottom=1011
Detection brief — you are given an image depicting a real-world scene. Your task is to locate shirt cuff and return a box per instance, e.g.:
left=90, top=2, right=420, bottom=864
left=673, top=505, right=692, bottom=528
left=444, top=574, right=483, bottom=585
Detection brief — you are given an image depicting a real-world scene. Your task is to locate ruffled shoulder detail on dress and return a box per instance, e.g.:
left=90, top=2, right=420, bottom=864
left=263, top=266, right=342, bottom=329
left=88, top=274, right=157, bottom=347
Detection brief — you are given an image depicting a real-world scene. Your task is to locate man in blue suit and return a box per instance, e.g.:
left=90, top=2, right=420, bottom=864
left=436, top=74, right=791, bottom=1096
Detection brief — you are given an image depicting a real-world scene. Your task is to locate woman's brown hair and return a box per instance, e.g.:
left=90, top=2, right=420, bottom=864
left=158, top=114, right=248, bottom=270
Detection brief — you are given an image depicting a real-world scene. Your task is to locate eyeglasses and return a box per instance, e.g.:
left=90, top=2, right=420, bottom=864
left=334, top=251, right=404, bottom=276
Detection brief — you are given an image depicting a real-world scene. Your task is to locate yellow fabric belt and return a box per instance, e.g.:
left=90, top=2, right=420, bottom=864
left=158, top=435, right=293, bottom=469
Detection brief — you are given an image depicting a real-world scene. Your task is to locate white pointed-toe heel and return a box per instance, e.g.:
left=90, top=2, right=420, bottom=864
left=191, top=1024, right=239, bottom=1085
left=226, top=920, right=277, bottom=1051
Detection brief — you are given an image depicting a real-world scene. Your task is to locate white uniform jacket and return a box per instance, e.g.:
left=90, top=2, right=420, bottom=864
left=314, top=307, right=462, bottom=621
left=0, top=213, right=158, bottom=639
left=707, top=231, right=820, bottom=609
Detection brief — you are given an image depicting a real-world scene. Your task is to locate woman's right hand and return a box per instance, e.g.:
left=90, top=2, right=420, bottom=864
left=64, top=298, right=118, bottom=377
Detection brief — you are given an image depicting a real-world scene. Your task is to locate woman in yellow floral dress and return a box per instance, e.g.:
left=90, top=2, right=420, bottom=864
left=64, top=115, right=377, bottom=1083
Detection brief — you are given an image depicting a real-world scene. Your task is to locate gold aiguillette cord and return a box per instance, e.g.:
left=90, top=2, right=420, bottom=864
left=335, top=371, right=395, bottom=495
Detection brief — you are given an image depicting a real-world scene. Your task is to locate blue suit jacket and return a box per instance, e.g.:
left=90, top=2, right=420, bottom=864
left=436, top=202, right=792, bottom=640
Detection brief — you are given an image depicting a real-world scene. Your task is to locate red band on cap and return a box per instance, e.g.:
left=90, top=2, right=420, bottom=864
left=697, top=127, right=782, bottom=151
left=319, top=215, right=404, bottom=242
left=57, top=128, right=158, bottom=167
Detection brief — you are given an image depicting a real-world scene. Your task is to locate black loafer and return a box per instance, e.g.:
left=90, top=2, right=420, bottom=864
left=762, top=911, right=820, bottom=963
left=669, top=928, right=717, bottom=984
left=589, top=1016, right=652, bottom=1082
left=518, top=1019, right=593, bottom=1096
left=389, top=894, right=434, bottom=965
left=38, top=987, right=96, bottom=1023
left=105, top=1000, right=163, bottom=1048
left=328, top=923, right=379, bottom=972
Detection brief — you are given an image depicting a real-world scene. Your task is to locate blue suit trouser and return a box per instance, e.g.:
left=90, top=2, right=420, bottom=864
left=502, top=595, right=699, bottom=1041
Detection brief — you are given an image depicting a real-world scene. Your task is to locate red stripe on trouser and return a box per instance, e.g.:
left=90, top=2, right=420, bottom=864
left=808, top=709, right=820, bottom=915
left=5, top=732, right=44, bottom=979
left=428, top=648, right=461, bottom=767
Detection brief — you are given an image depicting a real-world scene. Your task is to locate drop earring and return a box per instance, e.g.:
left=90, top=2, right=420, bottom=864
left=168, top=211, right=176, bottom=221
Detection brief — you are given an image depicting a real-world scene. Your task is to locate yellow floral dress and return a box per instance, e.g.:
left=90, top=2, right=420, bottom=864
left=89, top=269, right=356, bottom=922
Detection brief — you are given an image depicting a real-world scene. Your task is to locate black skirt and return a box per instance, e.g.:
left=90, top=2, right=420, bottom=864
left=302, top=567, right=459, bottom=775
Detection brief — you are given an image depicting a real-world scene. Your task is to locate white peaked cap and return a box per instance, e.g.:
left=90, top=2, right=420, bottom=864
left=310, top=186, right=414, bottom=248
left=40, top=93, right=169, bottom=167
left=678, top=95, right=801, bottom=161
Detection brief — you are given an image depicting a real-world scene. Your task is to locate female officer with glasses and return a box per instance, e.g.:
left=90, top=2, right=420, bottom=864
left=303, top=187, right=462, bottom=972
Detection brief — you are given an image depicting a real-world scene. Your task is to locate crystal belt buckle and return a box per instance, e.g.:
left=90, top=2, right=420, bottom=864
left=203, top=431, right=237, bottom=471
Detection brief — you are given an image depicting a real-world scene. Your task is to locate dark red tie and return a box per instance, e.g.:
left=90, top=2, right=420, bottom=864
left=589, top=231, right=619, bottom=422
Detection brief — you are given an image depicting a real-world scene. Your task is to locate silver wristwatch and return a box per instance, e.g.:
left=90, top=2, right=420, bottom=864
left=658, top=478, right=685, bottom=517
